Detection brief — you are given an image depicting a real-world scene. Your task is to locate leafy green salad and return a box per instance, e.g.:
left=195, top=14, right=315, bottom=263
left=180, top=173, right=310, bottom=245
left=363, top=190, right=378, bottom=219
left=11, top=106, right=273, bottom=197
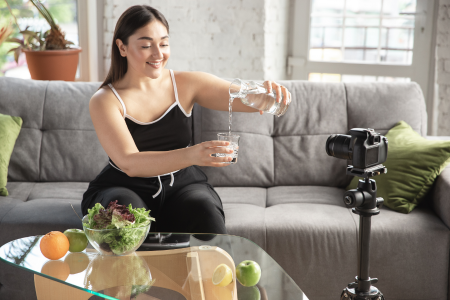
left=84, top=200, right=155, bottom=255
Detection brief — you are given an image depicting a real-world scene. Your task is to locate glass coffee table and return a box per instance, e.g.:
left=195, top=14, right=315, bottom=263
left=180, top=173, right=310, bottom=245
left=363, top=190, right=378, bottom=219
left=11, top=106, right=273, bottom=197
left=0, top=233, right=307, bottom=300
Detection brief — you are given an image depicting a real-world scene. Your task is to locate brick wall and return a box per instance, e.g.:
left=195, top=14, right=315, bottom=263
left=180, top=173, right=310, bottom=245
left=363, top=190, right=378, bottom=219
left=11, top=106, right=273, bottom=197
left=103, top=0, right=289, bottom=80
left=436, top=0, right=450, bottom=136
left=264, top=0, right=290, bottom=80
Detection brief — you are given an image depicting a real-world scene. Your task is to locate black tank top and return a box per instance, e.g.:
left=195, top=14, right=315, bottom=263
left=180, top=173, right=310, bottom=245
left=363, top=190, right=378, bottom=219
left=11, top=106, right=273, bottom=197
left=107, top=70, right=192, bottom=171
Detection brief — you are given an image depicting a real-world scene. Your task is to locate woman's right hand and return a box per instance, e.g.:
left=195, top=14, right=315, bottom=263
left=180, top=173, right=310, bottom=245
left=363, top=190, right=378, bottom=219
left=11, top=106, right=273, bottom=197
left=188, top=141, right=234, bottom=167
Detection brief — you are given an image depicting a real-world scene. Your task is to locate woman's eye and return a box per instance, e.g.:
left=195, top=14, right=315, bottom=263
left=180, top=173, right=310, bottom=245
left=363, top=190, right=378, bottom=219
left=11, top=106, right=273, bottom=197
left=161, top=44, right=169, bottom=47
left=142, top=46, right=150, bottom=49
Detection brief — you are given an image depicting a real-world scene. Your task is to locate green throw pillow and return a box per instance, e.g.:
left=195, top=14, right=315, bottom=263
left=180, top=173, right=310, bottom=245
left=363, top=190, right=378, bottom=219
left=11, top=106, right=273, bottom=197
left=0, top=113, right=23, bottom=196
left=347, top=120, right=450, bottom=214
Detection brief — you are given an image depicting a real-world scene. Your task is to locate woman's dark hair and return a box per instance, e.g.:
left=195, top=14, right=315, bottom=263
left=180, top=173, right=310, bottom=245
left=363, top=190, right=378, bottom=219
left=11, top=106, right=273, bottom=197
left=99, top=5, right=169, bottom=89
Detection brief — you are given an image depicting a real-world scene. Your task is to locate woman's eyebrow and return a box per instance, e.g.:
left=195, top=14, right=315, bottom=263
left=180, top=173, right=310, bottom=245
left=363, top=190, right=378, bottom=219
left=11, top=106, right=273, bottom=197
left=137, top=36, right=169, bottom=41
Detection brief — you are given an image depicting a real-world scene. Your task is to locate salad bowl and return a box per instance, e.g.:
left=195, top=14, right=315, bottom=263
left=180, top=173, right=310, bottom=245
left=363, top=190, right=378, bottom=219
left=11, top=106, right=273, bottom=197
left=82, top=215, right=150, bottom=256
left=82, top=201, right=154, bottom=256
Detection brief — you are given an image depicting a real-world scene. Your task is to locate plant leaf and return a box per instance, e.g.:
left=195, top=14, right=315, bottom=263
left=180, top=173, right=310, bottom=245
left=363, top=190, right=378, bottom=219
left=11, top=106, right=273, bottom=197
left=14, top=47, right=22, bottom=64
left=5, top=37, right=23, bottom=45
left=30, top=0, right=58, bottom=31
left=20, top=30, right=39, bottom=39
left=7, top=46, right=19, bottom=54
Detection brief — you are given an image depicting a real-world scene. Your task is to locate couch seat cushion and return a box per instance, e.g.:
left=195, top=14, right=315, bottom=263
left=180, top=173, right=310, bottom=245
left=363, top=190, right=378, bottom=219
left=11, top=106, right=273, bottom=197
left=215, top=187, right=267, bottom=249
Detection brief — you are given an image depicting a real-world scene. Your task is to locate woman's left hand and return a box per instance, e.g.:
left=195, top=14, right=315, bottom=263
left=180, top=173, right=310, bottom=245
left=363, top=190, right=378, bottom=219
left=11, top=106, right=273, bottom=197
left=260, top=81, right=292, bottom=115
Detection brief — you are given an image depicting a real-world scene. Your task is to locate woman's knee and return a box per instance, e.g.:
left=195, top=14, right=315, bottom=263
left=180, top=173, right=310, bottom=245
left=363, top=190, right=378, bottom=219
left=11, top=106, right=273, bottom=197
left=99, top=187, right=148, bottom=209
left=162, top=184, right=226, bottom=233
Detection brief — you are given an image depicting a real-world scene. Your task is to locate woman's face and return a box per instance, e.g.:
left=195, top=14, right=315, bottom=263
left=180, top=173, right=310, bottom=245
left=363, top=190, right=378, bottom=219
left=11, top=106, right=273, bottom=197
left=116, top=20, right=170, bottom=79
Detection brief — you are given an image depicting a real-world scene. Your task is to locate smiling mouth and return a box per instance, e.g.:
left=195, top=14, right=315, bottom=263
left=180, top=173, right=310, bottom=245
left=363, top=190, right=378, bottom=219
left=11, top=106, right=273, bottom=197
left=146, top=61, right=162, bottom=66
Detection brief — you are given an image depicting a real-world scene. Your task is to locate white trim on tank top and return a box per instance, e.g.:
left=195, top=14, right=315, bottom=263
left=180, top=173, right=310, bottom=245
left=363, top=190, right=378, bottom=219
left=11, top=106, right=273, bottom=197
left=107, top=69, right=191, bottom=126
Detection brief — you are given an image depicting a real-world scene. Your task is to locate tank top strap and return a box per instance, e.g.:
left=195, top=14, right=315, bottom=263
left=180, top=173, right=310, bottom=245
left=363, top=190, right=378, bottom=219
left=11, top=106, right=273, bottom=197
left=169, top=69, right=191, bottom=117
left=108, top=83, right=127, bottom=118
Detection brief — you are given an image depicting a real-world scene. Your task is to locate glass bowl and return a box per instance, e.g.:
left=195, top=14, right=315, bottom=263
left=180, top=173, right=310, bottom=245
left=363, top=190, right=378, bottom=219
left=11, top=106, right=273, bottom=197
left=82, top=215, right=150, bottom=256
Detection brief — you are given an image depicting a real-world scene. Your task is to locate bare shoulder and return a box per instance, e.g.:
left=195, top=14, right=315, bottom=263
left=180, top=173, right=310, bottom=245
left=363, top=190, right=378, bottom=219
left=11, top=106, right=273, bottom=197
left=89, top=85, right=123, bottom=115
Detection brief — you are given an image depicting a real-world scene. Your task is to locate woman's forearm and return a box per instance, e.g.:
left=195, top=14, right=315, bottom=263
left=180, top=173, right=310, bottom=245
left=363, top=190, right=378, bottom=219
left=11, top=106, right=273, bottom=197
left=121, top=147, right=194, bottom=177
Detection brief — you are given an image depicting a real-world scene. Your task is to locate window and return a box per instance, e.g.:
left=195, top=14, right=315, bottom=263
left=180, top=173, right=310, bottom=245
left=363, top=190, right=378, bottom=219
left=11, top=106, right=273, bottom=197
left=309, top=0, right=416, bottom=65
left=309, top=73, right=411, bottom=83
left=0, top=0, right=79, bottom=79
left=289, top=0, right=438, bottom=133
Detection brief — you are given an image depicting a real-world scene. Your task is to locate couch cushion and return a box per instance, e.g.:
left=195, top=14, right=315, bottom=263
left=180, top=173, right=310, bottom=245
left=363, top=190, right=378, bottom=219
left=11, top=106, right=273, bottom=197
left=3, top=182, right=35, bottom=201
left=0, top=78, right=109, bottom=183
left=7, top=128, right=42, bottom=181
left=196, top=104, right=275, bottom=187
left=200, top=131, right=274, bottom=187
left=40, top=130, right=107, bottom=182
left=346, top=82, right=427, bottom=137
left=267, top=185, right=347, bottom=206
left=265, top=186, right=357, bottom=300
left=27, top=182, right=89, bottom=201
left=215, top=187, right=266, bottom=207
left=215, top=187, right=267, bottom=249
left=5, top=182, right=89, bottom=202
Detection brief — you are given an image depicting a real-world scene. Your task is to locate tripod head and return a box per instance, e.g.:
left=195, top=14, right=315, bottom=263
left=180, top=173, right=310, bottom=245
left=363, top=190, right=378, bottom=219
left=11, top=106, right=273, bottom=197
left=344, top=164, right=387, bottom=214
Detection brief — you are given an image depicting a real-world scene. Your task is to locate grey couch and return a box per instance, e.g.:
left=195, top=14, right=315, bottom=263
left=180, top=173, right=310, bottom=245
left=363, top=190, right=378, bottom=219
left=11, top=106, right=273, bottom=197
left=0, top=77, right=449, bottom=300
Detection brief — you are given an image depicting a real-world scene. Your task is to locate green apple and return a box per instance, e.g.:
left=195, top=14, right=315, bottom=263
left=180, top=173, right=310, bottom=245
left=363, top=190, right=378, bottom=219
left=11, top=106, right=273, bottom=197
left=236, top=260, right=261, bottom=287
left=237, top=284, right=261, bottom=300
left=64, top=229, right=88, bottom=252
left=64, top=252, right=89, bottom=274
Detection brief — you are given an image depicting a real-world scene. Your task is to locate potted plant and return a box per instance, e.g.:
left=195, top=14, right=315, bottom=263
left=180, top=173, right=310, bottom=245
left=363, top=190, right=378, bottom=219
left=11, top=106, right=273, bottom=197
left=5, top=0, right=81, bottom=81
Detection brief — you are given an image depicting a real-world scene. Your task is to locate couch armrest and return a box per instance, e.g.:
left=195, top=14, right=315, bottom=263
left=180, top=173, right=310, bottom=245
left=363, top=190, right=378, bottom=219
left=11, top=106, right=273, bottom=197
left=432, top=165, right=450, bottom=229
left=426, top=135, right=450, bottom=141
left=427, top=136, right=450, bottom=228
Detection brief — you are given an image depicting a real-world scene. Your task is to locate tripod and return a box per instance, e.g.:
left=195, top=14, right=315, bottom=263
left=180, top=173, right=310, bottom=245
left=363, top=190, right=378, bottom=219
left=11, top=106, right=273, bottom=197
left=340, top=165, right=386, bottom=300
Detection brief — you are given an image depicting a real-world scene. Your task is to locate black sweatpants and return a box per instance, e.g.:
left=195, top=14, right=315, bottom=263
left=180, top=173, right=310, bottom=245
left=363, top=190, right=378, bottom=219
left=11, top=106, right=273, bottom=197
left=81, top=165, right=227, bottom=234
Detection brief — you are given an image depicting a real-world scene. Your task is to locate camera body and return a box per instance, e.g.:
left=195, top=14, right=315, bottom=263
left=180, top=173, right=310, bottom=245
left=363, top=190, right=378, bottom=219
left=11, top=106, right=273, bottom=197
left=326, top=128, right=388, bottom=178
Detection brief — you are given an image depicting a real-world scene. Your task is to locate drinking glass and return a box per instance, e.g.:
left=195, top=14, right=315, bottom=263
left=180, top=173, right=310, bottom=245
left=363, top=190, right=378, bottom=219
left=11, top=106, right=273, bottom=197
left=215, top=133, right=240, bottom=164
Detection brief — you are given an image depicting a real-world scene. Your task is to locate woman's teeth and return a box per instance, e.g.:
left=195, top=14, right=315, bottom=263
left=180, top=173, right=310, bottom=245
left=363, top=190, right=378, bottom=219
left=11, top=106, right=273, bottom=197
left=147, top=62, right=161, bottom=66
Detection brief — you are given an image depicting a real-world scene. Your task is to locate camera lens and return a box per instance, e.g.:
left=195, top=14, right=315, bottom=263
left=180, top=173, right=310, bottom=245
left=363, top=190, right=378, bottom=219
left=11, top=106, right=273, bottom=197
left=326, top=134, right=352, bottom=160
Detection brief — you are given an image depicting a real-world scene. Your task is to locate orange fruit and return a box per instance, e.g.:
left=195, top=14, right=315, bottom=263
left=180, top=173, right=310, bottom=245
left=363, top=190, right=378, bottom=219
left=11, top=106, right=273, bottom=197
left=40, top=231, right=70, bottom=260
left=41, top=260, right=70, bottom=281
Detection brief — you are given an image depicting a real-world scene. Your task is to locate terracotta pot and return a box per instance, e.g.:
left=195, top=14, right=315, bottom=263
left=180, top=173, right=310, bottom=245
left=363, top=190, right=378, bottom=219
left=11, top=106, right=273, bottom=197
left=23, top=47, right=82, bottom=81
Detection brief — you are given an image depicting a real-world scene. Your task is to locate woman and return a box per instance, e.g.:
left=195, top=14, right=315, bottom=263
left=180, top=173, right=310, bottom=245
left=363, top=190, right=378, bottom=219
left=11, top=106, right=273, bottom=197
left=81, top=5, right=291, bottom=235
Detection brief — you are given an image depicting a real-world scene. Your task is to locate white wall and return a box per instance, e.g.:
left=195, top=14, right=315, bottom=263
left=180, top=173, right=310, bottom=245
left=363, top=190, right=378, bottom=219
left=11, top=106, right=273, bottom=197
left=436, top=0, right=450, bottom=136
left=103, top=0, right=290, bottom=80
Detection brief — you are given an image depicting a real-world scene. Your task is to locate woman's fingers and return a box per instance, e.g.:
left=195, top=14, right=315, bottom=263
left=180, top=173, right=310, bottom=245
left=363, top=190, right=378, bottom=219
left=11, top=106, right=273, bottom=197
left=263, top=81, right=272, bottom=94
left=281, top=86, right=290, bottom=105
left=272, top=82, right=282, bottom=103
left=204, top=140, right=229, bottom=148
left=203, top=141, right=234, bottom=165
left=207, top=146, right=233, bottom=155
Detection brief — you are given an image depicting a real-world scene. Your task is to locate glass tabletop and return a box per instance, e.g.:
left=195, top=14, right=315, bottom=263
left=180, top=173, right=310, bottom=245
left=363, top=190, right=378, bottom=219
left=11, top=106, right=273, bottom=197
left=0, top=233, right=307, bottom=300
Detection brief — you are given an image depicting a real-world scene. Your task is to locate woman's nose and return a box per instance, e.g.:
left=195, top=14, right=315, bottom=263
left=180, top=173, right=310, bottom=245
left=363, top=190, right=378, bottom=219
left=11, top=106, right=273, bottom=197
left=151, top=46, right=163, bottom=59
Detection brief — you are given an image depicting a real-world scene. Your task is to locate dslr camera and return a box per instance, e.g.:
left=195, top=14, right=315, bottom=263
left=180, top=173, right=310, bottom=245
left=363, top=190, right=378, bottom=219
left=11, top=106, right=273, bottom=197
left=326, top=128, right=388, bottom=178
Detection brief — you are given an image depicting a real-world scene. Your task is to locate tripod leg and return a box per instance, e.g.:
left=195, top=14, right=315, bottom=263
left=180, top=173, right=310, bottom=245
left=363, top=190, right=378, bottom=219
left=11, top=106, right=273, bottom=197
left=357, top=215, right=372, bottom=292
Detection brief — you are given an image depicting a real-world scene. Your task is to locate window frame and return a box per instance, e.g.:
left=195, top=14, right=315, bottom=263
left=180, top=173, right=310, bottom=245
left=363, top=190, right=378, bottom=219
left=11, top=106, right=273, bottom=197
left=76, top=0, right=104, bottom=82
left=288, top=0, right=438, bottom=135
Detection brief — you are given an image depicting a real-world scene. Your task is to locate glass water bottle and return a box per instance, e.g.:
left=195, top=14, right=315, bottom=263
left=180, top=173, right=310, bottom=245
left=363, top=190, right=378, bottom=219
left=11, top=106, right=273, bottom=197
left=229, top=79, right=291, bottom=117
